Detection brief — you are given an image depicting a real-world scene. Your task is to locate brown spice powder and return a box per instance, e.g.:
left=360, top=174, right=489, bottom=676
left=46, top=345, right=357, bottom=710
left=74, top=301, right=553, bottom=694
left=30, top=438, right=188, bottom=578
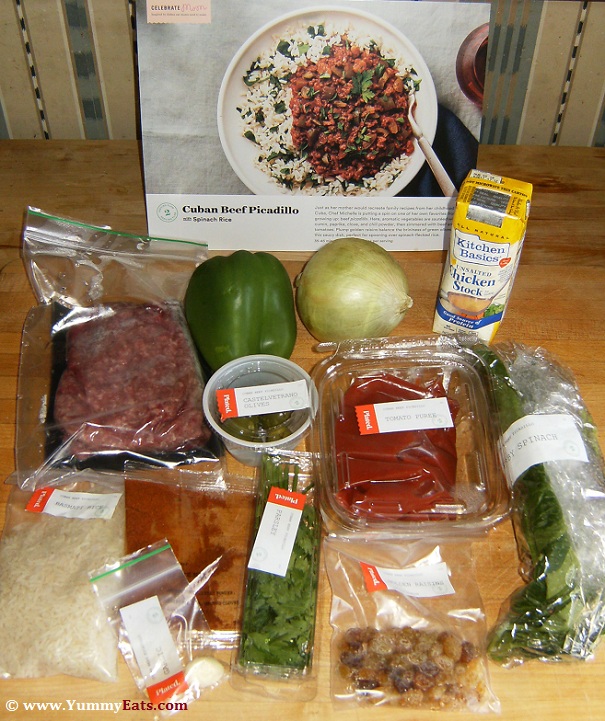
left=125, top=478, right=254, bottom=637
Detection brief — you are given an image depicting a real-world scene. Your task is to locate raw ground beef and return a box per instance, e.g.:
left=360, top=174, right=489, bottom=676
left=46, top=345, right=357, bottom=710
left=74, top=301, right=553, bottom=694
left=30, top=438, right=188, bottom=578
left=53, top=303, right=211, bottom=458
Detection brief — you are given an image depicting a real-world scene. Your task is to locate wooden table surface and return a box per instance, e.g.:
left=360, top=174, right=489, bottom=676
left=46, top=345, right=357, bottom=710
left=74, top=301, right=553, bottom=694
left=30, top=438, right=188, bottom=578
left=0, top=140, right=604, bottom=720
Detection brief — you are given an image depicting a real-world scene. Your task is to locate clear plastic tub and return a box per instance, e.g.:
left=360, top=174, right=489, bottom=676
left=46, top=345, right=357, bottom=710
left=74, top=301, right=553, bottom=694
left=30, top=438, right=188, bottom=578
left=310, top=335, right=509, bottom=537
left=232, top=451, right=320, bottom=700
left=203, top=355, right=318, bottom=466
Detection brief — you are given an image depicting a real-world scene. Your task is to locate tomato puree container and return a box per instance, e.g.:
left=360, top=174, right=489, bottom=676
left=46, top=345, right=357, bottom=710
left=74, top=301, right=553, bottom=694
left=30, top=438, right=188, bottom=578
left=433, top=170, right=533, bottom=343
left=310, top=336, right=508, bottom=537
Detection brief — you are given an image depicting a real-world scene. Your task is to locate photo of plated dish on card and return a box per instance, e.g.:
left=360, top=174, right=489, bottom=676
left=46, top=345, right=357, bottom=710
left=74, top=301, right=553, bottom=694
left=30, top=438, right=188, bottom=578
left=217, top=6, right=438, bottom=196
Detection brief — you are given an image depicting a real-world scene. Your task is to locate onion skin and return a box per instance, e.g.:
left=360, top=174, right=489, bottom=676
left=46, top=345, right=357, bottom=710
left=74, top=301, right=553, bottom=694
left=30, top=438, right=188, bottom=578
left=295, top=237, right=413, bottom=342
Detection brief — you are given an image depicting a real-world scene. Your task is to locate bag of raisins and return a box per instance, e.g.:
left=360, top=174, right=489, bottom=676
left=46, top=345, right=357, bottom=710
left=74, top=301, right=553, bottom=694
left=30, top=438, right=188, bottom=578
left=324, top=536, right=500, bottom=713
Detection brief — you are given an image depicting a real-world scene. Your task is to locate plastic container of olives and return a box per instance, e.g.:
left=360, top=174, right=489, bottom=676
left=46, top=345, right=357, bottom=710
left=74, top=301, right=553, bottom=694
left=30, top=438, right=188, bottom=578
left=203, top=355, right=318, bottom=466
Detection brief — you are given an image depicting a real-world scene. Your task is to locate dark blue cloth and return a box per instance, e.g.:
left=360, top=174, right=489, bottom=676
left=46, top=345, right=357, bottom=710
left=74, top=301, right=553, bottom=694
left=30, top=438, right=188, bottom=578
left=401, top=104, right=479, bottom=197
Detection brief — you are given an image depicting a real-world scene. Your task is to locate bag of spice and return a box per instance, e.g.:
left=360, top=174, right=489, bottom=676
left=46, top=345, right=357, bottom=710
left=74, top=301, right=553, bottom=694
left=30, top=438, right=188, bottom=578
left=90, top=540, right=226, bottom=714
left=123, top=466, right=256, bottom=648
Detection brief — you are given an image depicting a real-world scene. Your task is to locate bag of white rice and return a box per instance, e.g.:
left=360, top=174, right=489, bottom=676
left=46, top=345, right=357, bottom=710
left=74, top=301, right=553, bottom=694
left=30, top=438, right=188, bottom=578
left=0, top=471, right=125, bottom=681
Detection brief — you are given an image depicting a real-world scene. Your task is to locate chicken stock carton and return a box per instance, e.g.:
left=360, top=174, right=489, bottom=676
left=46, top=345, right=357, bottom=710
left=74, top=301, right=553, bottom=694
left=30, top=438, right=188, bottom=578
left=433, top=170, right=533, bottom=343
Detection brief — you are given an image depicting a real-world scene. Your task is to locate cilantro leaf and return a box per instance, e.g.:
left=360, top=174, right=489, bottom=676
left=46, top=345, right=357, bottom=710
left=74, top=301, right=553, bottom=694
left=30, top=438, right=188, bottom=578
left=351, top=69, right=375, bottom=102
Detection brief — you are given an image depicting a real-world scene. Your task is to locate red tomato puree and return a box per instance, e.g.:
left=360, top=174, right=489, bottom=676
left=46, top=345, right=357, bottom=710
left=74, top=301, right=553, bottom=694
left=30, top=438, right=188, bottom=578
left=334, top=374, right=459, bottom=519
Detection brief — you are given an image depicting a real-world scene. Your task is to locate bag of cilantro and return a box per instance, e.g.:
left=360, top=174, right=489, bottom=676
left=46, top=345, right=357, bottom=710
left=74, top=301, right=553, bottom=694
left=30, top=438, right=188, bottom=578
left=478, top=342, right=605, bottom=665
left=231, top=451, right=321, bottom=700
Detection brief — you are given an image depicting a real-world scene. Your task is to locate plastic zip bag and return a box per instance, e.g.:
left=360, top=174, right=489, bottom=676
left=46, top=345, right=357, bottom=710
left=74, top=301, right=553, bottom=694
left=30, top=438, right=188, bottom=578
left=0, top=469, right=125, bottom=681
left=22, top=207, right=208, bottom=308
left=324, top=536, right=500, bottom=713
left=16, top=209, right=219, bottom=487
left=90, top=540, right=226, bottom=715
left=124, top=466, right=256, bottom=649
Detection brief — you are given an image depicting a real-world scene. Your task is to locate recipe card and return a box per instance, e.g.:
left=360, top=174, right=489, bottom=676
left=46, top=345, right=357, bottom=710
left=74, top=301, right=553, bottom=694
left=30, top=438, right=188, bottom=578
left=136, top=0, right=490, bottom=251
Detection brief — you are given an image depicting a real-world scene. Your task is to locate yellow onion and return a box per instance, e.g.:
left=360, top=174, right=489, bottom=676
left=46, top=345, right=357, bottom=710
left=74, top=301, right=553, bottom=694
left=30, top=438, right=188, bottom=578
left=295, top=237, right=413, bottom=342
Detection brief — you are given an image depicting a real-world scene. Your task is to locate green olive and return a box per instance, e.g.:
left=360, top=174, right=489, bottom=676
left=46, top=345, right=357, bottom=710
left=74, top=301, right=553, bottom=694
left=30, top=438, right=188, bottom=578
left=221, top=412, right=293, bottom=443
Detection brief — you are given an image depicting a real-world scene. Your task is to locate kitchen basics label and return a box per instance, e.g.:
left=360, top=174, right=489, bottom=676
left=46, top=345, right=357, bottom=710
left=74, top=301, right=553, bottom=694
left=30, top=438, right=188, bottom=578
left=25, top=488, right=121, bottom=519
left=433, top=170, right=532, bottom=343
left=119, top=595, right=187, bottom=703
left=217, top=379, right=309, bottom=421
left=501, top=413, right=589, bottom=485
left=360, top=561, right=455, bottom=598
left=248, top=487, right=306, bottom=577
left=355, top=396, right=453, bottom=435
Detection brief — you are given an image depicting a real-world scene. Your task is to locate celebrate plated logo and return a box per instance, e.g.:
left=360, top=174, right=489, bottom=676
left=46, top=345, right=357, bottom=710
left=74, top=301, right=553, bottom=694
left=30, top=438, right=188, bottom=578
left=147, top=1, right=211, bottom=23
left=156, top=202, right=179, bottom=223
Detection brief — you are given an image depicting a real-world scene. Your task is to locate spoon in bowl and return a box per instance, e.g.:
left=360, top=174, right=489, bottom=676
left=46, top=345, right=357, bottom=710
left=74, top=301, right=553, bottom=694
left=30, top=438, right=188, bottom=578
left=408, top=92, right=457, bottom=197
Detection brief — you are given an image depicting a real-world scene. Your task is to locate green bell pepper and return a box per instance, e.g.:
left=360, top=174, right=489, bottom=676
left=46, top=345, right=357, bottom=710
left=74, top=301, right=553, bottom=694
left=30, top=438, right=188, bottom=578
left=184, top=250, right=297, bottom=371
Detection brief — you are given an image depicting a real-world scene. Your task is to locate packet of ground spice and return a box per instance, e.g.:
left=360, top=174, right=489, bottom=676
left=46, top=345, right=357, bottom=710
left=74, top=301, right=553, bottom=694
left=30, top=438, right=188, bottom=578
left=124, top=470, right=255, bottom=648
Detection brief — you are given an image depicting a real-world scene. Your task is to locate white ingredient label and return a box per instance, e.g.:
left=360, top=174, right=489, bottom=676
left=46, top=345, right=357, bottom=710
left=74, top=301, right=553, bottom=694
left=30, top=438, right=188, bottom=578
left=360, top=561, right=455, bottom=598
left=355, top=397, right=453, bottom=435
left=119, top=595, right=187, bottom=703
left=501, top=413, right=589, bottom=486
left=25, top=487, right=121, bottom=519
left=217, top=379, right=310, bottom=421
left=248, top=487, right=306, bottom=577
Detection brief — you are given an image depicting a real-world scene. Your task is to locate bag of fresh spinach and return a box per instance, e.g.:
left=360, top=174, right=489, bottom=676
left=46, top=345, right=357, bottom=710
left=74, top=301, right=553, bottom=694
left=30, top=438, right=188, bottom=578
left=479, top=342, right=605, bottom=665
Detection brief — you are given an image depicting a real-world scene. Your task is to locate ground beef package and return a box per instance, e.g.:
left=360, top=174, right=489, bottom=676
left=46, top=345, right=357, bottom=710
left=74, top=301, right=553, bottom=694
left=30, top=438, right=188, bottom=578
left=48, top=301, right=217, bottom=467
left=16, top=208, right=218, bottom=486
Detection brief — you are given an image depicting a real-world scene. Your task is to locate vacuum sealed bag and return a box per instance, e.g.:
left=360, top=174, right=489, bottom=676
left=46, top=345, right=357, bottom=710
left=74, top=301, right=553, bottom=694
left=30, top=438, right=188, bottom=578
left=16, top=208, right=218, bottom=486
left=0, top=470, right=125, bottom=681
left=90, top=540, right=226, bottom=714
left=324, top=536, right=499, bottom=712
left=479, top=343, right=605, bottom=664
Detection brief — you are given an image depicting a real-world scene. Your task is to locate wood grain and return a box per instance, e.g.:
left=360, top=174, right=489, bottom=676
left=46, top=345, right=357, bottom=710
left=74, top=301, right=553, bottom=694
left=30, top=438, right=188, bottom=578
left=0, top=141, right=604, bottom=720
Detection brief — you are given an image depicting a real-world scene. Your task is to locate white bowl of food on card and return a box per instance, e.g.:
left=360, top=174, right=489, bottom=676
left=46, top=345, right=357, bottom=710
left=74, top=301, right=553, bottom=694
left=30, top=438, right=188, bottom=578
left=217, top=6, right=437, bottom=197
